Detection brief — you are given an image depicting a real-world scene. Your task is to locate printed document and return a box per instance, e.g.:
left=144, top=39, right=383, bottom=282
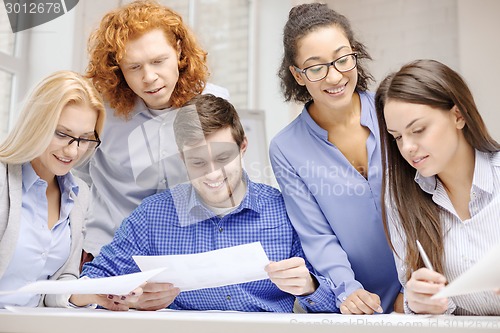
left=133, top=242, right=270, bottom=291
left=0, top=268, right=165, bottom=296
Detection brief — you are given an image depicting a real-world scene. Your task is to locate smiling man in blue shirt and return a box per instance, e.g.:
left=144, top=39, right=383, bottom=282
left=72, top=94, right=337, bottom=312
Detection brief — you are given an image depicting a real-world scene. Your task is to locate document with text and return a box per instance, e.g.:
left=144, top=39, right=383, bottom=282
left=133, top=242, right=270, bottom=291
left=433, top=242, right=500, bottom=298
left=0, top=268, right=165, bottom=296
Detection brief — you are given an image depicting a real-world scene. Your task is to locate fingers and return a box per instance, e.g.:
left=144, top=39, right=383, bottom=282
left=132, top=282, right=180, bottom=311
left=411, top=268, right=446, bottom=284
left=101, top=294, right=132, bottom=311
left=266, top=257, right=305, bottom=272
left=266, top=258, right=309, bottom=279
left=405, top=268, right=448, bottom=314
left=340, top=289, right=382, bottom=315
left=142, top=282, right=175, bottom=293
left=265, top=258, right=316, bottom=296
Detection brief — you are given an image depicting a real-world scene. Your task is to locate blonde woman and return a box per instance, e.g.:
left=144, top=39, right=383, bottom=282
left=0, top=71, right=107, bottom=308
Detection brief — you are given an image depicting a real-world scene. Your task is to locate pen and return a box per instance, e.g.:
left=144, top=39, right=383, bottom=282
left=416, top=240, right=435, bottom=271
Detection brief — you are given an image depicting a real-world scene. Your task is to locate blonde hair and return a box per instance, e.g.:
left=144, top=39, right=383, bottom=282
left=0, top=70, right=105, bottom=166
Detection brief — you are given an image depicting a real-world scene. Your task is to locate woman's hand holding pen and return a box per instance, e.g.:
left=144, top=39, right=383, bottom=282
left=405, top=268, right=448, bottom=314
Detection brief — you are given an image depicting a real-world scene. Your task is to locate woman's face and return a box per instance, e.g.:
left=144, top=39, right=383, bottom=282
left=31, top=103, right=98, bottom=182
left=290, top=25, right=358, bottom=111
left=384, top=100, right=466, bottom=177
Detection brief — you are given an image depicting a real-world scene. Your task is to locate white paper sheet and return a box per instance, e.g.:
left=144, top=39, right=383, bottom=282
left=0, top=268, right=165, bottom=296
left=133, top=242, right=270, bottom=291
left=432, top=242, right=500, bottom=299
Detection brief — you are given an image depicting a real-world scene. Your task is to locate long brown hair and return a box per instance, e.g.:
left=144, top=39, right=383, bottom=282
left=375, top=59, right=500, bottom=280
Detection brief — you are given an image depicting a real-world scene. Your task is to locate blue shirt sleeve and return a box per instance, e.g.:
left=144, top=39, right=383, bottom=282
left=269, top=141, right=364, bottom=309
left=288, top=229, right=339, bottom=312
left=81, top=206, right=149, bottom=278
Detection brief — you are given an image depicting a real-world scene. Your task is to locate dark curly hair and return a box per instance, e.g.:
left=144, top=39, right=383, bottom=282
left=278, top=3, right=373, bottom=103
left=86, top=0, right=208, bottom=118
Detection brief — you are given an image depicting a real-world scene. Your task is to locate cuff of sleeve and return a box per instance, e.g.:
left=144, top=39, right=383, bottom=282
left=334, top=280, right=364, bottom=309
left=67, top=300, right=98, bottom=309
left=66, top=277, right=97, bottom=309
left=296, top=274, right=339, bottom=313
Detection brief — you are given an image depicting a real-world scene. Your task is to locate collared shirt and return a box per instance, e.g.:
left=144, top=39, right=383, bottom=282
left=76, top=84, right=230, bottom=256
left=269, top=91, right=401, bottom=312
left=82, top=178, right=338, bottom=313
left=388, top=150, right=500, bottom=315
left=0, top=163, right=77, bottom=308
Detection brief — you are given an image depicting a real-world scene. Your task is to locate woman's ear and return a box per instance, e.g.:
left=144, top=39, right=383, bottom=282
left=289, top=66, right=306, bottom=86
left=451, top=105, right=466, bottom=130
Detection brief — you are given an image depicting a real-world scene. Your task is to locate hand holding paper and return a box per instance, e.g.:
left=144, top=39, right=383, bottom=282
left=432, top=242, right=500, bottom=299
left=133, top=242, right=270, bottom=291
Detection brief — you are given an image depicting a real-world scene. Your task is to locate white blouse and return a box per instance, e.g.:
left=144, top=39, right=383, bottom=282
left=387, top=150, right=500, bottom=315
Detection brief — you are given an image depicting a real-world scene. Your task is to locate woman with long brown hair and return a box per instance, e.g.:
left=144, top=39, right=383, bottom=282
left=376, top=59, right=500, bottom=315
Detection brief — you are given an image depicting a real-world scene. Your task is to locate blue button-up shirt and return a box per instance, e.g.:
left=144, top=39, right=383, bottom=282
left=0, top=163, right=76, bottom=307
left=269, top=91, right=401, bottom=312
left=82, top=178, right=338, bottom=312
left=75, top=84, right=230, bottom=257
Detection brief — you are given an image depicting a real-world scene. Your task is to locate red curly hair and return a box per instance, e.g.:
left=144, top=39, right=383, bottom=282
left=86, top=0, right=208, bottom=119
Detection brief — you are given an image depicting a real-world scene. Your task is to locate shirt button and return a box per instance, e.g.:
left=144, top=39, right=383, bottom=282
left=219, top=227, right=223, bottom=233
left=41, top=252, right=47, bottom=259
left=307, top=299, right=315, bottom=305
left=226, top=295, right=231, bottom=301
left=342, top=296, right=346, bottom=301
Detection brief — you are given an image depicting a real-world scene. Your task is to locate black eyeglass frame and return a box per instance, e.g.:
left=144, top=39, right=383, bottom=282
left=55, top=130, right=101, bottom=149
left=294, top=52, right=358, bottom=82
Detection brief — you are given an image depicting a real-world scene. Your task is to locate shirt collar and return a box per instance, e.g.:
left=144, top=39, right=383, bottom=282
left=176, top=172, right=260, bottom=226
left=301, top=91, right=375, bottom=140
left=471, top=150, right=494, bottom=194
left=22, top=162, right=42, bottom=191
left=22, top=162, right=79, bottom=197
left=414, top=149, right=493, bottom=195
left=130, top=97, right=176, bottom=120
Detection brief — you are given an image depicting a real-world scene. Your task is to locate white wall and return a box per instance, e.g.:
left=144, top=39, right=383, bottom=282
left=457, top=0, right=500, bottom=141
left=5, top=0, right=500, bottom=161
left=325, top=0, right=500, bottom=141
left=25, top=7, right=77, bottom=90
left=252, top=0, right=291, bottom=183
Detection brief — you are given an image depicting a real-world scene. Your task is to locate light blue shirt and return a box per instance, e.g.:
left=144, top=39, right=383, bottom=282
left=0, top=163, right=76, bottom=308
left=75, top=84, right=230, bottom=256
left=269, top=91, right=401, bottom=312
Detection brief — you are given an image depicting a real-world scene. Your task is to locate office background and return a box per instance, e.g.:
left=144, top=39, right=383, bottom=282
left=1, top=0, right=499, bottom=185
